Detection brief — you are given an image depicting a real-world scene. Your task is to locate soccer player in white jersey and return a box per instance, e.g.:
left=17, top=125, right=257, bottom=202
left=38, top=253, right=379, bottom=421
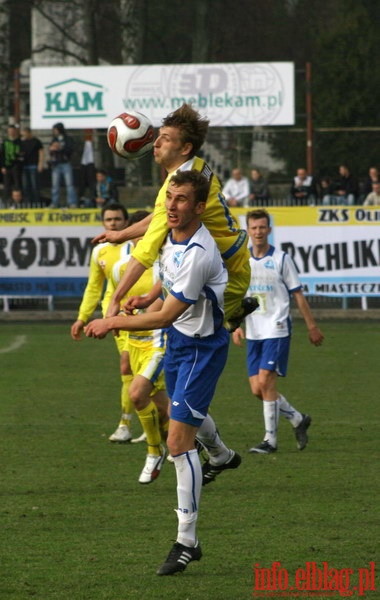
left=85, top=170, right=241, bottom=576
left=232, top=209, right=324, bottom=454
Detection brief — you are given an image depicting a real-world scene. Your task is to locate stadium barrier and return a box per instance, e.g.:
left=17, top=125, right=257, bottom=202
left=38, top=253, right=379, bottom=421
left=0, top=205, right=379, bottom=312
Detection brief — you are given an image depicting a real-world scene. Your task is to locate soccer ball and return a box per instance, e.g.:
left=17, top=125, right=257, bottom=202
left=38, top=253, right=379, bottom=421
left=107, top=111, right=154, bottom=160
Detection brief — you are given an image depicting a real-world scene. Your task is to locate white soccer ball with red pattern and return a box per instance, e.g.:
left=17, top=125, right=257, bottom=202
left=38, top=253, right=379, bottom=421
left=107, top=111, right=154, bottom=160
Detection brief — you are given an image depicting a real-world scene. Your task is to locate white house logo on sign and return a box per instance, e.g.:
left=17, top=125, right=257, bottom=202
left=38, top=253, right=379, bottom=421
left=43, top=78, right=106, bottom=120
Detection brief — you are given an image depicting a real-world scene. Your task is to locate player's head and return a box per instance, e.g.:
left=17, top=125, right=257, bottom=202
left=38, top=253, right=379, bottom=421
left=128, top=209, right=151, bottom=227
left=246, top=209, right=271, bottom=227
left=170, top=170, right=210, bottom=205
left=161, top=103, right=209, bottom=157
left=127, top=210, right=151, bottom=245
left=246, top=209, right=272, bottom=248
left=166, top=170, right=209, bottom=234
left=101, top=202, right=129, bottom=231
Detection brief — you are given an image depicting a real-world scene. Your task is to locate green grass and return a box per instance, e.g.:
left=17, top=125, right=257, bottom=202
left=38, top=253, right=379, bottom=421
left=0, top=321, right=378, bottom=600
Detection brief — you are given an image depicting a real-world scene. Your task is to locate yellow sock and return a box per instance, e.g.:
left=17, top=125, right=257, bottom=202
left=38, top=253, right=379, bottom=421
left=136, top=401, right=162, bottom=455
left=120, top=374, right=134, bottom=427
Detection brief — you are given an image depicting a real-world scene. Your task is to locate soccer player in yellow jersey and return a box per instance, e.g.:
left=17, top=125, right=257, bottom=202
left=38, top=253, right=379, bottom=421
left=92, top=103, right=256, bottom=329
left=107, top=235, right=169, bottom=484
left=71, top=203, right=136, bottom=443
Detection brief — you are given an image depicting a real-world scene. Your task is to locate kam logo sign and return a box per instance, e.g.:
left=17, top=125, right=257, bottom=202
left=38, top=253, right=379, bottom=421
left=43, top=78, right=106, bottom=120
left=31, top=63, right=294, bottom=129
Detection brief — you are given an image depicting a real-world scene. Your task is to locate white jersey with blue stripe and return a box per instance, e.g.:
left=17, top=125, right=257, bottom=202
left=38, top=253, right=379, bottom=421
left=159, top=223, right=227, bottom=338
left=245, top=245, right=302, bottom=340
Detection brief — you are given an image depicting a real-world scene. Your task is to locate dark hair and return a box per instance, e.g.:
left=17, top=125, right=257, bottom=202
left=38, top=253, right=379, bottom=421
left=101, top=202, right=129, bottom=221
left=128, top=210, right=151, bottom=227
left=246, top=209, right=271, bottom=227
left=170, top=170, right=210, bottom=204
left=162, top=103, right=209, bottom=156
left=53, top=122, right=65, bottom=134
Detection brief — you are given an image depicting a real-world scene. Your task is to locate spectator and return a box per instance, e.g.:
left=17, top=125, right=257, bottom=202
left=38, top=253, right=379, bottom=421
left=0, top=125, right=23, bottom=207
left=10, top=187, right=23, bottom=209
left=318, top=176, right=334, bottom=205
left=21, top=127, right=44, bottom=208
left=94, top=169, right=118, bottom=209
left=248, top=168, right=270, bottom=206
left=289, top=168, right=317, bottom=206
left=362, top=166, right=380, bottom=200
left=78, top=129, right=96, bottom=207
left=48, top=122, right=77, bottom=208
left=327, top=164, right=359, bottom=206
left=222, top=167, right=250, bottom=207
left=363, top=182, right=380, bottom=206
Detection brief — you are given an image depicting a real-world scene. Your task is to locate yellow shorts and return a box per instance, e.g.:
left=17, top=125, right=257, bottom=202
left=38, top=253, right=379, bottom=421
left=113, top=330, right=129, bottom=355
left=129, top=344, right=166, bottom=395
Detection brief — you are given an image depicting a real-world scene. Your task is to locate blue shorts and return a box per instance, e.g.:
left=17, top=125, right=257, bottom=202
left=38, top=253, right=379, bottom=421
left=164, top=326, right=230, bottom=427
left=247, top=336, right=290, bottom=377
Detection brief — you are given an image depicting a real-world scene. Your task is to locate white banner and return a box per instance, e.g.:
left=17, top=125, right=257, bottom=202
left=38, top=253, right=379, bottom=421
left=0, top=209, right=102, bottom=296
left=2, top=206, right=379, bottom=298
left=30, top=62, right=295, bottom=129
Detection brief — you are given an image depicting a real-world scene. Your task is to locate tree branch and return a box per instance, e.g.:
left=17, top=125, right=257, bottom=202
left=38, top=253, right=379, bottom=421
left=32, top=44, right=88, bottom=65
left=34, top=3, right=85, bottom=50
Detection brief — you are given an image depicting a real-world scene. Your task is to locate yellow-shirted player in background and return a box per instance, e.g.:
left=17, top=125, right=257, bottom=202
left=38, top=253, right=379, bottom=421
left=106, top=215, right=169, bottom=483
left=92, top=103, right=257, bottom=331
left=71, top=203, right=138, bottom=443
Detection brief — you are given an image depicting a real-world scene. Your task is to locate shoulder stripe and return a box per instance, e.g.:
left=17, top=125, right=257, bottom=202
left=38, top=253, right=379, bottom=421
left=192, top=156, right=213, bottom=182
left=200, top=163, right=213, bottom=182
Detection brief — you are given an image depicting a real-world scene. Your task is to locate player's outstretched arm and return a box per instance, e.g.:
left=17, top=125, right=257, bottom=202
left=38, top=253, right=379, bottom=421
left=293, top=290, right=324, bottom=346
left=91, top=213, right=153, bottom=245
left=86, top=294, right=188, bottom=339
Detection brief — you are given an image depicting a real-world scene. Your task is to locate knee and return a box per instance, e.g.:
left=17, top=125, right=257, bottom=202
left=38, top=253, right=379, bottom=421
left=249, top=377, right=262, bottom=398
left=128, top=385, right=141, bottom=408
left=167, top=430, right=190, bottom=456
left=251, top=383, right=262, bottom=398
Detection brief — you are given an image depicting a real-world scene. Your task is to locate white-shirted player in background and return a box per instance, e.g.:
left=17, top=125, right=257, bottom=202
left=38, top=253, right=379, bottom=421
left=85, top=170, right=241, bottom=576
left=232, top=209, right=324, bottom=454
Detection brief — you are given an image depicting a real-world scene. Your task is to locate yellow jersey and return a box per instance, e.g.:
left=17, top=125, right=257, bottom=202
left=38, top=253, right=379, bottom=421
left=77, top=241, right=134, bottom=323
left=107, top=255, right=166, bottom=351
left=132, top=156, right=249, bottom=275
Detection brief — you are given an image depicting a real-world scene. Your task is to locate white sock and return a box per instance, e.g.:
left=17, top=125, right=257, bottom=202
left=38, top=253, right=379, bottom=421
left=196, top=414, right=229, bottom=465
left=173, top=449, right=202, bottom=547
left=278, top=394, right=302, bottom=427
left=263, top=400, right=279, bottom=447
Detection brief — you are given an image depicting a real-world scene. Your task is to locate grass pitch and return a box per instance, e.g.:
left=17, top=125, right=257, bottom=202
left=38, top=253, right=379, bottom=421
left=0, top=321, right=378, bottom=599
